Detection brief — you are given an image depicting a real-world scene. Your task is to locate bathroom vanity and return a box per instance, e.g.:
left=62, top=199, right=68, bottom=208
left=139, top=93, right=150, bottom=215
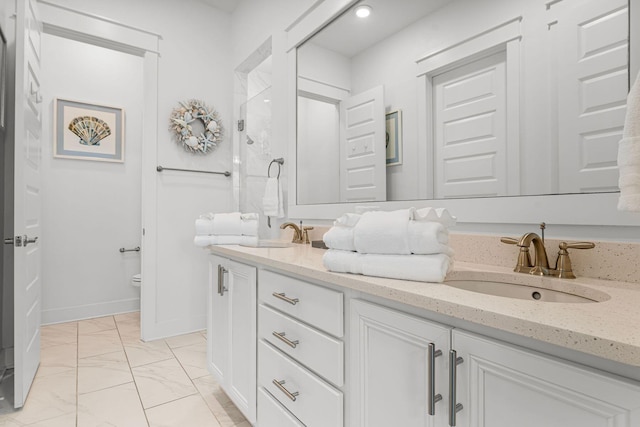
left=206, top=244, right=640, bottom=427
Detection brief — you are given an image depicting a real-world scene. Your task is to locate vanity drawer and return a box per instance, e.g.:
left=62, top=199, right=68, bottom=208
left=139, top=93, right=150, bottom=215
left=259, top=304, right=344, bottom=386
left=259, top=270, right=343, bottom=337
left=259, top=340, right=343, bottom=427
left=258, top=387, right=304, bottom=427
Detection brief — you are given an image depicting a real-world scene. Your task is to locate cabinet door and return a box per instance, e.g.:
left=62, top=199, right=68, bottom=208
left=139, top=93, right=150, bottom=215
left=207, top=255, right=257, bottom=425
left=226, top=258, right=257, bottom=424
left=350, top=300, right=451, bottom=427
left=208, top=255, right=228, bottom=383
left=452, top=330, right=640, bottom=427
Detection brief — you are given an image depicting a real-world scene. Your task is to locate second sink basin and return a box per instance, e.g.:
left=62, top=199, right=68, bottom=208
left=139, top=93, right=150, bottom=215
left=444, top=279, right=601, bottom=303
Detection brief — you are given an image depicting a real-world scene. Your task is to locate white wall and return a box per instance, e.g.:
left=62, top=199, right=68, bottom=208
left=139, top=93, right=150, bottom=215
left=40, top=34, right=144, bottom=323
left=41, top=0, right=234, bottom=337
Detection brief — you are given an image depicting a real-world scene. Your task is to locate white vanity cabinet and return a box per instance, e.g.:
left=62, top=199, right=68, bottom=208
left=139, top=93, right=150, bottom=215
left=208, top=255, right=257, bottom=424
left=257, top=270, right=344, bottom=427
left=452, top=330, right=640, bottom=427
left=350, top=299, right=640, bottom=427
left=350, top=300, right=451, bottom=427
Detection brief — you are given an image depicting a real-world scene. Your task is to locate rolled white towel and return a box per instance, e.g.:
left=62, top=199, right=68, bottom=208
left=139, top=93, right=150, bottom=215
left=324, top=221, right=453, bottom=255
left=323, top=226, right=356, bottom=252
left=323, top=250, right=451, bottom=283
left=241, top=219, right=259, bottom=236
left=212, top=212, right=242, bottom=235
left=194, top=235, right=213, bottom=247
left=353, top=209, right=413, bottom=255
left=407, top=221, right=453, bottom=256
left=334, top=213, right=362, bottom=227
left=195, top=218, right=214, bottom=235
left=413, top=207, right=457, bottom=227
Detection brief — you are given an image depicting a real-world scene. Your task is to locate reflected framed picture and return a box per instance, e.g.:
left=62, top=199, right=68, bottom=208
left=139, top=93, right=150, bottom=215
left=386, top=109, right=402, bottom=166
left=0, top=24, right=7, bottom=131
left=53, top=98, right=125, bottom=163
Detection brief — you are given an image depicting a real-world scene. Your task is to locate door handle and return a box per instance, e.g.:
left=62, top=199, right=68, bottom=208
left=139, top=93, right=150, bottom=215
left=449, top=350, right=464, bottom=426
left=217, top=264, right=228, bottom=296
left=428, top=343, right=443, bottom=416
left=23, top=236, right=38, bottom=246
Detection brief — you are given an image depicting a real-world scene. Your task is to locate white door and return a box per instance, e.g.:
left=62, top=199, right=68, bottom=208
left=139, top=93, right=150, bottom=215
left=433, top=51, right=508, bottom=198
left=350, top=300, right=451, bottom=427
left=13, top=0, right=42, bottom=408
left=339, top=86, right=386, bottom=202
left=452, top=330, right=640, bottom=427
left=556, top=0, right=628, bottom=193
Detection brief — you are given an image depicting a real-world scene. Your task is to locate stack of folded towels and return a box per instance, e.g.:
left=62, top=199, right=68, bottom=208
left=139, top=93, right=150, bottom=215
left=322, top=207, right=456, bottom=282
left=194, top=212, right=259, bottom=247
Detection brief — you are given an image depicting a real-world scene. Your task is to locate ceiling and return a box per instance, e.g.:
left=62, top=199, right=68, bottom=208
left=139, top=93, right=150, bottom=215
left=200, top=0, right=240, bottom=13
left=308, top=0, right=450, bottom=57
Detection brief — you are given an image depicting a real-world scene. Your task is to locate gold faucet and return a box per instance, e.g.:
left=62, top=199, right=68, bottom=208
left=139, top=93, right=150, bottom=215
left=280, top=222, right=303, bottom=244
left=501, top=226, right=595, bottom=279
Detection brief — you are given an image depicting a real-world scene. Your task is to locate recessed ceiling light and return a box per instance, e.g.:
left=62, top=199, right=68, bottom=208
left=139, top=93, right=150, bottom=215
left=264, top=99, right=271, bottom=103
left=355, top=5, right=372, bottom=18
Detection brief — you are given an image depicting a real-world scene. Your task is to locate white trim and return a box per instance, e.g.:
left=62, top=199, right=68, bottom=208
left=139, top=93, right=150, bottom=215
left=416, top=17, right=522, bottom=76
left=41, top=298, right=140, bottom=325
left=298, top=75, right=350, bottom=100
left=286, top=0, right=356, bottom=52
left=632, top=0, right=640, bottom=83
left=38, top=2, right=160, bottom=54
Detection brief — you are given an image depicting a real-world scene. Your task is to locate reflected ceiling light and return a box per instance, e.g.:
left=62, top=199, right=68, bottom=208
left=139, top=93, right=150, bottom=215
left=355, top=5, right=372, bottom=18
left=264, top=99, right=271, bottom=103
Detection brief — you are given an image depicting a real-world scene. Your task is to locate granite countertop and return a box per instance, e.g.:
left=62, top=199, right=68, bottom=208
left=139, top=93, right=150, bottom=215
left=208, top=244, right=640, bottom=367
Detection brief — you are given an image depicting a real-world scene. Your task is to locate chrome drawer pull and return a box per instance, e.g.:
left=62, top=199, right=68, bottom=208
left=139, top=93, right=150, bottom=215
left=272, top=379, right=299, bottom=401
left=272, top=292, right=299, bottom=305
left=272, top=331, right=299, bottom=348
left=449, top=350, right=464, bottom=426
left=428, top=343, right=443, bottom=416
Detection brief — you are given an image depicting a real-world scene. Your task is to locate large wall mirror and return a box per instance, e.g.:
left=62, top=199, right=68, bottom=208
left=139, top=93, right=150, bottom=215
left=295, top=0, right=633, bottom=207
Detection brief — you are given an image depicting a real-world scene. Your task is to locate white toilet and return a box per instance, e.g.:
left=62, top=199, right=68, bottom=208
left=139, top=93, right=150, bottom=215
left=131, top=273, right=141, bottom=288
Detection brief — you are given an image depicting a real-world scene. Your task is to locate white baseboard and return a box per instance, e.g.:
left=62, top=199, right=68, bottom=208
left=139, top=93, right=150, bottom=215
left=41, top=298, right=140, bottom=325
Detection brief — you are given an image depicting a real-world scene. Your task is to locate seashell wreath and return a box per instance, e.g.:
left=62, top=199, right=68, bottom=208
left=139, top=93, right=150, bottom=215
left=169, top=99, right=223, bottom=153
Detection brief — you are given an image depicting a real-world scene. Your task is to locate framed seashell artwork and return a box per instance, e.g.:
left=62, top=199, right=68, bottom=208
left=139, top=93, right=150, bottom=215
left=53, top=98, right=124, bottom=162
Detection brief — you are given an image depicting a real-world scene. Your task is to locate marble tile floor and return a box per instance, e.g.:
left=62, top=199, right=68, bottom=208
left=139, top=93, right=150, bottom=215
left=0, top=312, right=250, bottom=427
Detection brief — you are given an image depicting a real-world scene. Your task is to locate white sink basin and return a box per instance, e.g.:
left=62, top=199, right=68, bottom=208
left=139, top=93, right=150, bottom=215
left=240, top=240, right=293, bottom=248
left=444, top=279, right=601, bottom=303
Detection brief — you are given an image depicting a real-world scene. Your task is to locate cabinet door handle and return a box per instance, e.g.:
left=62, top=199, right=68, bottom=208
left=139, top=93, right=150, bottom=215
left=272, top=379, right=299, bottom=401
left=217, top=265, right=228, bottom=296
left=449, top=350, right=464, bottom=426
left=272, top=331, right=299, bottom=348
left=272, top=292, right=299, bottom=305
left=428, top=343, right=443, bottom=416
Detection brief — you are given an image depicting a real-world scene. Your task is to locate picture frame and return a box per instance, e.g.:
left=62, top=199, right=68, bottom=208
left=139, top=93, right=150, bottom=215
left=0, top=24, right=7, bottom=131
left=386, top=109, right=402, bottom=166
left=53, top=98, right=125, bottom=163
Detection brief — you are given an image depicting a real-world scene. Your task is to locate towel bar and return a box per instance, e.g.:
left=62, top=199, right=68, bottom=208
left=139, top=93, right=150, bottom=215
left=119, top=246, right=141, bottom=253
left=156, top=165, right=231, bottom=177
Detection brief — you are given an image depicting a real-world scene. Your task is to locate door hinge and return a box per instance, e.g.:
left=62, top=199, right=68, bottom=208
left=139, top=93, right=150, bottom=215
left=4, top=236, right=23, bottom=247
left=237, top=120, right=245, bottom=132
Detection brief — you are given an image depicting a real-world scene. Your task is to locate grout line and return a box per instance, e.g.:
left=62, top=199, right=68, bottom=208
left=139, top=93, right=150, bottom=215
left=114, top=313, right=151, bottom=427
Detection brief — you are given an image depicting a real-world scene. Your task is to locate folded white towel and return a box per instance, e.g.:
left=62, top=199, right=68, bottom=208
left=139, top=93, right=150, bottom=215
left=323, top=226, right=356, bottom=251
left=241, top=213, right=259, bottom=221
left=195, top=218, right=214, bottom=235
left=193, top=235, right=258, bottom=247
left=324, top=220, right=452, bottom=255
left=240, top=219, right=259, bottom=236
left=353, top=209, right=413, bottom=254
left=354, top=206, right=379, bottom=214
left=618, top=71, right=640, bottom=212
left=323, top=250, right=451, bottom=283
left=413, top=207, right=457, bottom=227
left=212, top=212, right=242, bottom=235
left=263, top=177, right=284, bottom=218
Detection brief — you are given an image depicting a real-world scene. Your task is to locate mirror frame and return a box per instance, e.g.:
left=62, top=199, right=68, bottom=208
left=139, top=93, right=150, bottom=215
left=286, top=0, right=640, bottom=227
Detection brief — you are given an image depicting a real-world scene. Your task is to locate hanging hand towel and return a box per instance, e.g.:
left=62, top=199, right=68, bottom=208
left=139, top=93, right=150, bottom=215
left=618, top=71, right=640, bottom=211
left=263, top=177, right=284, bottom=218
